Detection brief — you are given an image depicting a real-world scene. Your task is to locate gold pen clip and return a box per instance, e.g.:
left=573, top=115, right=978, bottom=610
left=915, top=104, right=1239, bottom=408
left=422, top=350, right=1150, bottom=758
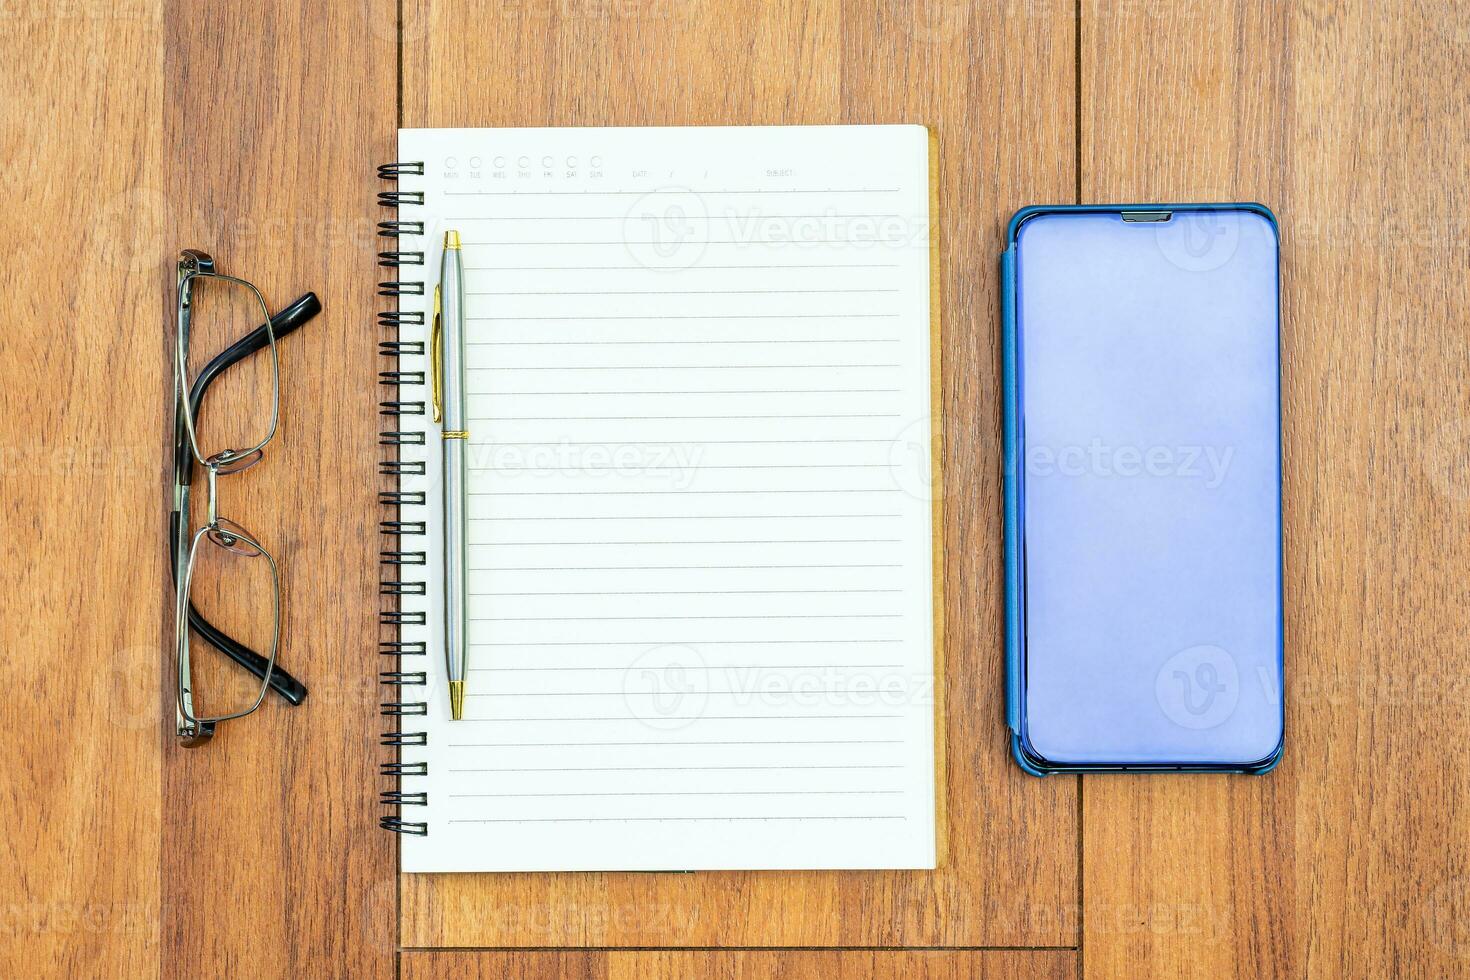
left=430, top=283, right=444, bottom=423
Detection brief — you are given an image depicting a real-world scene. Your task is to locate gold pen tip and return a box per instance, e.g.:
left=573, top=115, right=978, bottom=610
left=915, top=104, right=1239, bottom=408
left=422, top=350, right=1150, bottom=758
left=449, top=680, right=465, bottom=720
left=444, top=230, right=461, bottom=250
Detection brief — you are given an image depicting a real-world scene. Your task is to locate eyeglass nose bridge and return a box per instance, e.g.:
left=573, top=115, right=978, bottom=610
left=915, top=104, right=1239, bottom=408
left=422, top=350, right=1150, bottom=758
left=201, top=448, right=263, bottom=531
left=205, top=462, right=220, bottom=529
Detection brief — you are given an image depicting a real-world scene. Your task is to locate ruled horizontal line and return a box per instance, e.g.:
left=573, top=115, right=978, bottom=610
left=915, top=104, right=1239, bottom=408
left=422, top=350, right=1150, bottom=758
left=468, top=689, right=897, bottom=697
left=467, top=339, right=900, bottom=346
left=468, top=564, right=903, bottom=570
left=462, top=213, right=903, bottom=221
left=449, top=790, right=903, bottom=798
left=468, top=639, right=903, bottom=647
left=465, top=263, right=901, bottom=271
left=467, top=664, right=904, bottom=672
left=445, top=739, right=904, bottom=746
left=470, top=588, right=901, bottom=595
left=461, top=239, right=907, bottom=246
left=469, top=464, right=896, bottom=470
left=442, top=188, right=902, bottom=196
left=470, top=417, right=899, bottom=426
left=468, top=288, right=899, bottom=295
left=447, top=816, right=907, bottom=824
left=448, top=765, right=902, bottom=773
left=469, top=392, right=900, bottom=398
left=468, top=614, right=901, bottom=620
left=467, top=515, right=901, bottom=522
left=450, top=714, right=903, bottom=721
left=469, top=364, right=902, bottom=370
left=469, top=489, right=902, bottom=496
left=468, top=539, right=902, bottom=545
left=473, top=438, right=896, bottom=445
left=466, top=314, right=899, bottom=321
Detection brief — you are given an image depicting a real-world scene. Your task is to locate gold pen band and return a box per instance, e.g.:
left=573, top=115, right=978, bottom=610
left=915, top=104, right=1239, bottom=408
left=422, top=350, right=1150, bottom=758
left=442, top=430, right=469, bottom=439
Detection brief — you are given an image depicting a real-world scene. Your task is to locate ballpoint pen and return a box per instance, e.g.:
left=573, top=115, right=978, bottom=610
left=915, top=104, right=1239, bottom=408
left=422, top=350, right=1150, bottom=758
left=433, top=230, right=469, bottom=720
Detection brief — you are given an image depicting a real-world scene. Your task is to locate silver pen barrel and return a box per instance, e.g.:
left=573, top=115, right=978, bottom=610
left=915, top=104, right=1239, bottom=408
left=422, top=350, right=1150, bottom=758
left=439, top=230, right=469, bottom=719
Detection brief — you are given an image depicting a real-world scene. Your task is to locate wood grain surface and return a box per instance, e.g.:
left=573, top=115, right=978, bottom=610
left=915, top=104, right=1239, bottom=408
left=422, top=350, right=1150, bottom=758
left=5, top=0, right=1468, bottom=977
left=2, top=0, right=397, bottom=975
left=1, top=4, right=164, bottom=977
left=401, top=948, right=1077, bottom=980
left=156, top=0, right=398, bottom=976
left=399, top=0, right=1079, bottom=949
left=1080, top=1, right=1470, bottom=978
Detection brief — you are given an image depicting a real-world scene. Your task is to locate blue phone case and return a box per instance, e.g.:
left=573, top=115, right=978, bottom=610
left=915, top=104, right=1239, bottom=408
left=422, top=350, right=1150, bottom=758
left=1002, top=204, right=1285, bottom=775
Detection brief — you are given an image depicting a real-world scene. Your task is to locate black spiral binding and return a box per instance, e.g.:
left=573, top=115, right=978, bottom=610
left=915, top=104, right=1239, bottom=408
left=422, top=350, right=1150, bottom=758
left=379, top=160, right=429, bottom=837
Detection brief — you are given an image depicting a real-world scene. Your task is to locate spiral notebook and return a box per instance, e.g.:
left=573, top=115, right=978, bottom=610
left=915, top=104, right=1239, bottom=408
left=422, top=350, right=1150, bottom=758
left=378, top=125, right=943, bottom=872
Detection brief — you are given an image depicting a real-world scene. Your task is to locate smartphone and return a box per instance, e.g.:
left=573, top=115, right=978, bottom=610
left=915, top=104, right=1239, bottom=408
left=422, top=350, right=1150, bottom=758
left=1001, top=204, right=1284, bottom=773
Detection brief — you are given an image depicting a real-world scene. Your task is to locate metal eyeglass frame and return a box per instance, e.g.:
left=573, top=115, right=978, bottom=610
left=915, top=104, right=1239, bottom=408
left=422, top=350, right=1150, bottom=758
left=171, top=248, right=318, bottom=745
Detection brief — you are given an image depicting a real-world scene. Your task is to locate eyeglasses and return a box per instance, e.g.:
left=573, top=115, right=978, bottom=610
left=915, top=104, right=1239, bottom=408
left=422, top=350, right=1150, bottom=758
left=171, top=249, right=318, bottom=745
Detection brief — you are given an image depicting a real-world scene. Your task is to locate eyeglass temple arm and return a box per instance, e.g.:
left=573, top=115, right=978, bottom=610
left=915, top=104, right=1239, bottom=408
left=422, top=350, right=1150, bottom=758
left=188, top=290, right=322, bottom=415
left=172, top=290, right=322, bottom=489
left=169, top=510, right=309, bottom=706
left=174, top=290, right=322, bottom=706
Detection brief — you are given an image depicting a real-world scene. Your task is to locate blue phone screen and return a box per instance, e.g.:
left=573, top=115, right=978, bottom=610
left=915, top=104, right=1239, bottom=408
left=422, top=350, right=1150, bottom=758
left=1015, top=209, right=1283, bottom=767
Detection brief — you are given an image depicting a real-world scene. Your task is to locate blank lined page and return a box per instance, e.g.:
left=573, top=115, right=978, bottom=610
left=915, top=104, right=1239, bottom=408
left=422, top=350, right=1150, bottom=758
left=395, top=125, right=937, bottom=872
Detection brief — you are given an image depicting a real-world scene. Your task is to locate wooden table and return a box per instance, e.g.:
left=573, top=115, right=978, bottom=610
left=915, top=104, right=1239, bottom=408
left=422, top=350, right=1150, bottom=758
left=6, top=1, right=1466, bottom=977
